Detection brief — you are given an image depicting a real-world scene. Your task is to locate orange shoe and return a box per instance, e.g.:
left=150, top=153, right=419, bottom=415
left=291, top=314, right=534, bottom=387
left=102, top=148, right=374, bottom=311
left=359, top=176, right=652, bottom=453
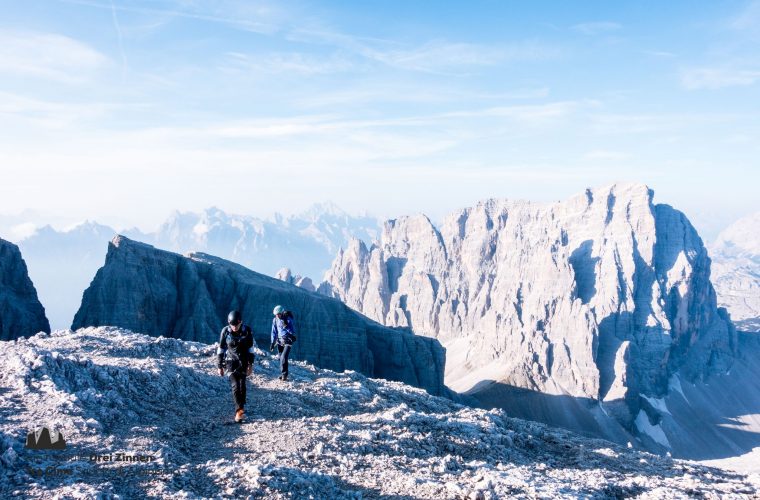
left=235, top=409, right=245, bottom=422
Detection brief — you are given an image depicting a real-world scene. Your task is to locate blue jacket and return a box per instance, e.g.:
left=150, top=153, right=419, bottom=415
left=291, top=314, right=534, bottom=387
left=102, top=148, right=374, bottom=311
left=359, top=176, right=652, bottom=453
left=271, top=313, right=296, bottom=345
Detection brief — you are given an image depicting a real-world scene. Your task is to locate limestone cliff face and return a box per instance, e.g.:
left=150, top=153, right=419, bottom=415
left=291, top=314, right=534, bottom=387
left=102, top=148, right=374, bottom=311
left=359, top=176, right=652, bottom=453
left=72, top=236, right=446, bottom=395
left=0, top=237, right=50, bottom=340
left=320, top=184, right=738, bottom=449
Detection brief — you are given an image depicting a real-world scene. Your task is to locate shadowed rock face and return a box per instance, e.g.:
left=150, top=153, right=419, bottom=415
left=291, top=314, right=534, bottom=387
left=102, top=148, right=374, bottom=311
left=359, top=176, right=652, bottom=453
left=72, top=236, right=446, bottom=396
left=0, top=237, right=50, bottom=340
left=319, top=183, right=745, bottom=456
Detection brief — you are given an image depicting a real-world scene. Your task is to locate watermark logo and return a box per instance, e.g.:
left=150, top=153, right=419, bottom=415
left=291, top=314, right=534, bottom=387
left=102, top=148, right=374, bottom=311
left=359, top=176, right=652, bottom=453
left=25, top=426, right=67, bottom=450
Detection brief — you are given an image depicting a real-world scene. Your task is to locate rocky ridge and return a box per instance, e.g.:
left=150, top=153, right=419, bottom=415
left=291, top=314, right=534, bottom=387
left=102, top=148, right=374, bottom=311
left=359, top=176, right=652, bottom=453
left=72, top=236, right=446, bottom=396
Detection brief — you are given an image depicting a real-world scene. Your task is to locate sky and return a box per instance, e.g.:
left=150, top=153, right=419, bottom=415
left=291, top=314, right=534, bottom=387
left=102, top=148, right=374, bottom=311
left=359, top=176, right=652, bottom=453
left=0, top=0, right=759, bottom=241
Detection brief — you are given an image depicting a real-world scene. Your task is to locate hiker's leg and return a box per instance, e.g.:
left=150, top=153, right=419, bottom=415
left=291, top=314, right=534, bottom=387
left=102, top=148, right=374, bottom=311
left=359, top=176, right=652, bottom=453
left=231, top=373, right=245, bottom=410
left=281, top=344, right=291, bottom=377
left=239, top=372, right=247, bottom=407
left=277, top=344, right=284, bottom=375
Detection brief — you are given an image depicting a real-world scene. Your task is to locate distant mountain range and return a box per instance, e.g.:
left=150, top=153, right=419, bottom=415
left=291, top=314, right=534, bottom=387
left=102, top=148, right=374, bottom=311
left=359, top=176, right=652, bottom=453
left=9, top=203, right=379, bottom=329
left=5, top=198, right=759, bottom=339
left=2, top=184, right=760, bottom=461
left=709, top=212, right=760, bottom=332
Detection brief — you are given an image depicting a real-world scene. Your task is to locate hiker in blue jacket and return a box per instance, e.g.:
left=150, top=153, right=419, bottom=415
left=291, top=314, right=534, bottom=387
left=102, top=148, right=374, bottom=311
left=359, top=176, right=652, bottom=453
left=270, top=305, right=296, bottom=381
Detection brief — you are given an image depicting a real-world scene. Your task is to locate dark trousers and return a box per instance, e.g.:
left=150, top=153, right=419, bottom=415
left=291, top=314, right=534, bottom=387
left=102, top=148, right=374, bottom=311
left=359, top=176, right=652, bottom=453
left=277, top=344, right=292, bottom=376
left=229, top=371, right=247, bottom=410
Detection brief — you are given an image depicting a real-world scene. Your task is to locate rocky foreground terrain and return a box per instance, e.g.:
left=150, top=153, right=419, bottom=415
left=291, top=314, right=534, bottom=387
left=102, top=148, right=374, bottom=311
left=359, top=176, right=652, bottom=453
left=1, top=328, right=758, bottom=499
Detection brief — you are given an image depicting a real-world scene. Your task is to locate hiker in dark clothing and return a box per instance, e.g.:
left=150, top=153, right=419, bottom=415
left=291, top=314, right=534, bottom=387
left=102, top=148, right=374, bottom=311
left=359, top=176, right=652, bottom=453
left=270, top=305, right=296, bottom=381
left=218, top=310, right=255, bottom=422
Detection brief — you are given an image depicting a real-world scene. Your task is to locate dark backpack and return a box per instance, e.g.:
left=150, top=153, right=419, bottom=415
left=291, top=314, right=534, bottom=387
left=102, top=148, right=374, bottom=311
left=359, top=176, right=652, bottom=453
left=224, top=325, right=253, bottom=371
left=279, top=312, right=297, bottom=344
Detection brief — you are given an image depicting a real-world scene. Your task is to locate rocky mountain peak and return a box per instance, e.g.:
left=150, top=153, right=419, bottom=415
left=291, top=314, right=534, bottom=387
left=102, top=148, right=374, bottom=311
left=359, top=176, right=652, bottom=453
left=319, top=184, right=742, bottom=455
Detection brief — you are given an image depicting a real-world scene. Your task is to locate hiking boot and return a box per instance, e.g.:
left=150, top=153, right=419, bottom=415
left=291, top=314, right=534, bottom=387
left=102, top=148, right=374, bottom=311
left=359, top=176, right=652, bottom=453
left=235, top=409, right=245, bottom=422
left=281, top=374, right=288, bottom=381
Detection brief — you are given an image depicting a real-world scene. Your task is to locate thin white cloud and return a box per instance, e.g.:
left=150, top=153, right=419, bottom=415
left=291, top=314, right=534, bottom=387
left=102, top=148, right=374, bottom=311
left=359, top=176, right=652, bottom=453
left=681, top=66, right=760, bottom=89
left=583, top=150, right=629, bottom=161
left=571, top=22, right=622, bottom=35
left=190, top=101, right=586, bottom=139
left=295, top=86, right=551, bottom=108
left=287, top=27, right=560, bottom=74
left=0, top=29, right=109, bottom=83
left=109, top=0, right=128, bottom=79
left=60, top=0, right=280, bottom=35
left=642, top=50, right=677, bottom=58
left=590, top=111, right=736, bottom=134
left=439, top=100, right=586, bottom=124
left=9, top=223, right=38, bottom=241
left=357, top=39, right=560, bottom=74
left=731, top=0, right=760, bottom=31
left=224, top=39, right=558, bottom=78
left=64, top=0, right=558, bottom=76
left=0, top=91, right=118, bottom=128
left=223, top=51, right=356, bottom=75
left=0, top=90, right=150, bottom=131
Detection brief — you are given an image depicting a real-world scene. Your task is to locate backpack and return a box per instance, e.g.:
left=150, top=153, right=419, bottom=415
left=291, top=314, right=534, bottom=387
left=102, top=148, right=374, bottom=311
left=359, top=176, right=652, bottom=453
left=224, top=325, right=253, bottom=371
left=279, top=311, right=297, bottom=345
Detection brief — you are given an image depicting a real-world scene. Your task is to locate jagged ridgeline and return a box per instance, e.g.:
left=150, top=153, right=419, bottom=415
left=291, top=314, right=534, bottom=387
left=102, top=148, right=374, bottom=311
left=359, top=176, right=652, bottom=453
left=71, top=236, right=446, bottom=396
left=0, top=237, right=50, bottom=340
left=318, top=183, right=760, bottom=459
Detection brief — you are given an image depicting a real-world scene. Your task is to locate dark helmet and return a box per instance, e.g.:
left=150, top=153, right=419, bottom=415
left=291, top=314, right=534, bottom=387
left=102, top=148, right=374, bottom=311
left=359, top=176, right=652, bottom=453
left=227, top=310, right=242, bottom=325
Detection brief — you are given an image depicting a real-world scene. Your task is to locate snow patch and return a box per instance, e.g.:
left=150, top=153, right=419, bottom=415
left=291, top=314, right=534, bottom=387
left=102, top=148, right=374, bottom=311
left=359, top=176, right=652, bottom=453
left=642, top=395, right=672, bottom=415
left=635, top=410, right=671, bottom=449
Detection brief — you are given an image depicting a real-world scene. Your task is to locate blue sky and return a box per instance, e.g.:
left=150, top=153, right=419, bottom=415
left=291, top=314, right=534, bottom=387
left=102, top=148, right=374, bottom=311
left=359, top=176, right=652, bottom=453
left=0, top=0, right=758, bottom=240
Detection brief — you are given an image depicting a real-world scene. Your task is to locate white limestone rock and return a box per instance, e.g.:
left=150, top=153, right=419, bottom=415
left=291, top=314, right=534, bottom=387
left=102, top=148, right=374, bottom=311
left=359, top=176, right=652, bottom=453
left=274, top=267, right=316, bottom=292
left=320, top=183, right=741, bottom=455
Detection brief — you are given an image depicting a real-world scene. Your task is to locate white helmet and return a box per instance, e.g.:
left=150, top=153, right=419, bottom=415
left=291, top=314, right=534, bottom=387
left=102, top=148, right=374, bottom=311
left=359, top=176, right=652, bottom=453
left=273, top=305, right=285, bottom=315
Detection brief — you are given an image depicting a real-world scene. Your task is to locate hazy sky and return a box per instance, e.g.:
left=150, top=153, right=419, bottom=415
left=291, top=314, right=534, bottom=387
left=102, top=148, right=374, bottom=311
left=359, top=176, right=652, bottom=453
left=1, top=0, right=759, bottom=240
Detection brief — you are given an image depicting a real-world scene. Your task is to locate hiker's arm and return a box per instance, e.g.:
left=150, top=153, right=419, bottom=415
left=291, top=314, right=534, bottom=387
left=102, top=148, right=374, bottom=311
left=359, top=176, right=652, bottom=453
left=246, top=330, right=255, bottom=370
left=217, top=328, right=227, bottom=370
